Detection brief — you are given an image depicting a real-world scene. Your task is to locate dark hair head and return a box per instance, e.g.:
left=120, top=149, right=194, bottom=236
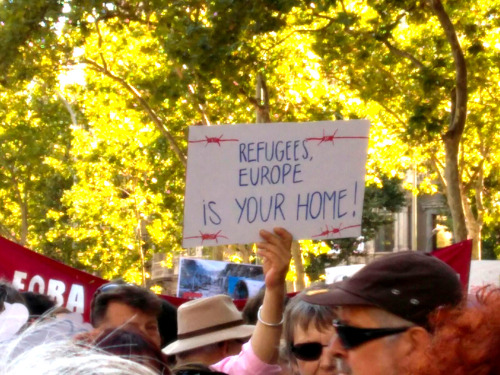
left=241, top=288, right=265, bottom=324
left=0, top=280, right=26, bottom=305
left=0, top=284, right=6, bottom=311
left=242, top=288, right=289, bottom=325
left=21, top=292, right=56, bottom=319
left=93, top=328, right=170, bottom=374
left=158, top=298, right=178, bottom=348
left=91, top=283, right=162, bottom=327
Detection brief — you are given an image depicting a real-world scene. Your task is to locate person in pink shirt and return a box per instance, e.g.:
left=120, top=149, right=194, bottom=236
left=165, top=227, right=292, bottom=375
left=211, top=227, right=292, bottom=375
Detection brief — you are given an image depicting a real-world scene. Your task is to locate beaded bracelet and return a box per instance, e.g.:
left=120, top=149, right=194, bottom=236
left=257, top=305, right=284, bottom=327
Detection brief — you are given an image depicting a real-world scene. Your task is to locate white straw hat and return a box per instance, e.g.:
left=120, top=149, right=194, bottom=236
left=163, top=295, right=254, bottom=355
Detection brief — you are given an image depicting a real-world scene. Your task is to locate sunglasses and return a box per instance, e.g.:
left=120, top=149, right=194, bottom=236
left=332, top=319, right=411, bottom=349
left=291, top=342, right=329, bottom=361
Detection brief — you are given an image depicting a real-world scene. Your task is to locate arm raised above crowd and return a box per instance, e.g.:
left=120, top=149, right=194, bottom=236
left=251, top=227, right=292, bottom=364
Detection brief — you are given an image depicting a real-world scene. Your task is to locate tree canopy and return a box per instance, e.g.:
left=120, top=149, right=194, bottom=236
left=1, top=0, right=499, bottom=284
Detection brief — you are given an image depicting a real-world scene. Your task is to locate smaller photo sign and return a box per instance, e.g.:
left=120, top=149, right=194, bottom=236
left=177, top=257, right=264, bottom=299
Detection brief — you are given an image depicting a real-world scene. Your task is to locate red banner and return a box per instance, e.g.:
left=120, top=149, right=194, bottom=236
left=431, top=239, right=473, bottom=290
left=0, top=236, right=107, bottom=321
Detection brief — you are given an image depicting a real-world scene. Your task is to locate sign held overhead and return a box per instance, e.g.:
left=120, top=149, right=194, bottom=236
left=183, top=120, right=370, bottom=247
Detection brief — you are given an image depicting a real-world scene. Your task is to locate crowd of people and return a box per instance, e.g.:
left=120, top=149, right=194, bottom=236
left=0, top=227, right=499, bottom=375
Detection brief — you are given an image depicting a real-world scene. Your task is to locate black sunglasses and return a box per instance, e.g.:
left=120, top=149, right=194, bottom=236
left=291, top=342, right=329, bottom=361
left=333, top=319, right=411, bottom=349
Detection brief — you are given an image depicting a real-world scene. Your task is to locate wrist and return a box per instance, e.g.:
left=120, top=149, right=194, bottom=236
left=257, top=305, right=284, bottom=327
left=264, top=283, right=286, bottom=294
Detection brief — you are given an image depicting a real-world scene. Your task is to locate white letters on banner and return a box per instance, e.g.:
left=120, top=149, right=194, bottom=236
left=12, top=270, right=85, bottom=314
left=183, top=120, right=370, bottom=247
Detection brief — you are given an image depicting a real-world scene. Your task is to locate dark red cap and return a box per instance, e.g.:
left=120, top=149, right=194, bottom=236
left=303, top=251, right=463, bottom=327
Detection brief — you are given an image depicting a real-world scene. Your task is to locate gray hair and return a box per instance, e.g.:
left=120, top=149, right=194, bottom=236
left=282, top=286, right=336, bottom=362
left=1, top=341, right=158, bottom=375
left=0, top=315, right=159, bottom=375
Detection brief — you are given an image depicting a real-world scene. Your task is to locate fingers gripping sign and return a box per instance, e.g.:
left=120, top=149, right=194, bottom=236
left=256, top=227, right=293, bottom=290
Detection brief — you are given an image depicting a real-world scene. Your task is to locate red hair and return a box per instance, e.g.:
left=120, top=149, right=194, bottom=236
left=406, top=286, right=500, bottom=375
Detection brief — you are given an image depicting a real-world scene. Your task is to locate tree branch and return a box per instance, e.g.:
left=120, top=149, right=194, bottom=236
left=376, top=101, right=407, bottom=127
left=371, top=60, right=411, bottom=97
left=255, top=72, right=271, bottom=123
left=0, top=221, right=18, bottom=242
left=237, top=86, right=268, bottom=114
left=192, top=75, right=211, bottom=125
left=430, top=154, right=447, bottom=191
left=82, top=57, right=187, bottom=167
left=475, top=162, right=485, bottom=225
left=339, top=0, right=347, bottom=13
left=261, top=20, right=334, bottom=52
left=327, top=72, right=410, bottom=126
left=427, top=0, right=467, bottom=139
left=57, top=92, right=78, bottom=127
left=4, top=165, right=28, bottom=245
left=94, top=20, right=108, bottom=72
left=380, top=38, right=426, bottom=71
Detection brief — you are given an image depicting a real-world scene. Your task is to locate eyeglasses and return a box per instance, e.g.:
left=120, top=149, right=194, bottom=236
left=290, top=342, right=329, bottom=361
left=332, top=319, right=411, bottom=349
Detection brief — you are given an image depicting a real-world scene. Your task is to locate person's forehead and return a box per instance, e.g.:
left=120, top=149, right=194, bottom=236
left=294, top=320, right=334, bottom=342
left=336, top=306, right=380, bottom=326
left=104, top=301, right=156, bottom=324
left=294, top=318, right=334, bottom=333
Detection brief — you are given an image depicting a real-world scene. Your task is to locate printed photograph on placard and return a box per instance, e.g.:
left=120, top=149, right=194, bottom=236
left=177, top=257, right=264, bottom=299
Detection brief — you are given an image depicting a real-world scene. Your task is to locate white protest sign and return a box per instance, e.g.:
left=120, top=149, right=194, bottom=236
left=183, top=120, right=370, bottom=247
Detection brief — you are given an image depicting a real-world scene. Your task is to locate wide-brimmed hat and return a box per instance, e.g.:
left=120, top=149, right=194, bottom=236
left=163, top=294, right=254, bottom=355
left=303, top=251, right=463, bottom=327
left=0, top=301, right=29, bottom=342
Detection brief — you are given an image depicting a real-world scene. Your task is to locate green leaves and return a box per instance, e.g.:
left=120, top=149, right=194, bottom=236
left=2, top=0, right=499, bottom=283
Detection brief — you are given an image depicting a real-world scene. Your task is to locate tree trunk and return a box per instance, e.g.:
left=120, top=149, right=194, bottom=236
left=443, top=139, right=468, bottom=242
left=291, top=242, right=306, bottom=291
left=461, top=166, right=484, bottom=260
left=255, top=73, right=271, bottom=123
left=428, top=0, right=468, bottom=243
left=211, top=245, right=224, bottom=261
left=467, top=221, right=481, bottom=260
left=462, top=190, right=481, bottom=259
left=240, top=244, right=251, bottom=263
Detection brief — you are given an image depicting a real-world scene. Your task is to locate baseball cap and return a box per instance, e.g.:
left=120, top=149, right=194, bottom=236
left=303, top=251, right=463, bottom=327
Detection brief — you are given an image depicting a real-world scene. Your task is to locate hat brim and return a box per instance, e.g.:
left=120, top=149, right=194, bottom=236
left=0, top=302, right=29, bottom=341
left=162, top=324, right=254, bottom=355
left=302, top=282, right=378, bottom=307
